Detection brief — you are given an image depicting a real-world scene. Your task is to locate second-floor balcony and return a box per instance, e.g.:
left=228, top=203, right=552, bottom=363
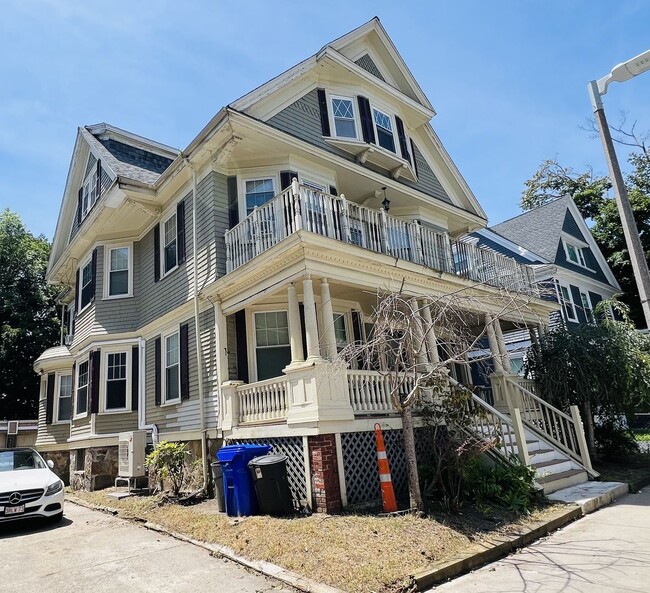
left=225, top=182, right=539, bottom=295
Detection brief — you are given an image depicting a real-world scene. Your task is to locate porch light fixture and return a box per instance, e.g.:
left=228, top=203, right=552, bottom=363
left=381, top=186, right=390, bottom=211
left=588, top=48, right=650, bottom=328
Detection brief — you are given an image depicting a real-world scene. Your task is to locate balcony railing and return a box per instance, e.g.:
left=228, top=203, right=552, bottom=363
left=225, top=183, right=538, bottom=295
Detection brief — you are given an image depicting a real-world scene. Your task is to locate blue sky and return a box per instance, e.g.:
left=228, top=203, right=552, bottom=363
left=2, top=1, right=649, bottom=239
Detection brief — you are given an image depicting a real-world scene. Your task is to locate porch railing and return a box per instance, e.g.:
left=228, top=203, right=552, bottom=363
left=224, top=183, right=537, bottom=295
left=506, top=378, right=594, bottom=473
left=237, top=377, right=289, bottom=424
left=347, top=370, right=405, bottom=414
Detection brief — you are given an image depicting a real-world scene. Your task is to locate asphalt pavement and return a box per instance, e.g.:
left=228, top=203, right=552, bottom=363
left=432, top=487, right=650, bottom=593
left=0, top=502, right=294, bottom=593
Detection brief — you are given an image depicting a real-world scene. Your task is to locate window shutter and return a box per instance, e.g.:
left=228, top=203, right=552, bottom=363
left=90, top=248, right=97, bottom=303
left=410, top=139, right=420, bottom=177
left=131, top=345, right=139, bottom=411
left=329, top=185, right=338, bottom=197
left=45, top=373, right=55, bottom=425
left=351, top=311, right=364, bottom=343
left=89, top=350, right=100, bottom=414
left=177, top=200, right=186, bottom=265
left=77, top=188, right=83, bottom=225
left=234, top=310, right=249, bottom=383
left=180, top=323, right=190, bottom=400
left=95, top=158, right=102, bottom=199
left=357, top=96, right=375, bottom=144
left=70, top=362, right=76, bottom=420
left=227, top=176, right=239, bottom=227
left=154, top=338, right=161, bottom=406
left=317, top=89, right=331, bottom=137
left=153, top=224, right=161, bottom=283
left=395, top=116, right=411, bottom=164
left=280, top=171, right=299, bottom=191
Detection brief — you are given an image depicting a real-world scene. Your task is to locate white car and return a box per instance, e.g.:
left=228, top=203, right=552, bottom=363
left=0, top=448, right=64, bottom=523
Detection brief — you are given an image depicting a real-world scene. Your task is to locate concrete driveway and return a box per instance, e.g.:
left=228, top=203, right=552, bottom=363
left=433, top=487, right=650, bottom=593
left=0, top=502, right=294, bottom=593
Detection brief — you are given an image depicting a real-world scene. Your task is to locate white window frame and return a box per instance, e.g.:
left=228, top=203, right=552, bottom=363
left=246, top=306, right=291, bottom=382
left=332, top=310, right=352, bottom=353
left=104, top=243, right=133, bottom=299
left=81, top=158, right=99, bottom=220
left=557, top=281, right=578, bottom=322
left=53, top=372, right=73, bottom=424
left=74, top=357, right=90, bottom=420
left=329, top=94, right=360, bottom=141
left=241, top=174, right=278, bottom=220
left=370, top=103, right=397, bottom=154
left=162, top=328, right=181, bottom=405
left=100, top=347, right=132, bottom=413
left=160, top=209, right=179, bottom=278
left=562, top=238, right=588, bottom=268
left=78, top=253, right=94, bottom=314
left=579, top=290, right=595, bottom=324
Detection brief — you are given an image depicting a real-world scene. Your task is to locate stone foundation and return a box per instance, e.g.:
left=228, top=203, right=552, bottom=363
left=70, top=446, right=118, bottom=491
left=308, top=434, right=342, bottom=514
left=42, top=450, right=71, bottom=486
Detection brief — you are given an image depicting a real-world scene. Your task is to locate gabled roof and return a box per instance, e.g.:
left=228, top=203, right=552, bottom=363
left=491, top=197, right=570, bottom=262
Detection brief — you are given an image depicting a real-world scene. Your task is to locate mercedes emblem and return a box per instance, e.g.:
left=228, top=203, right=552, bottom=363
left=8, top=492, right=22, bottom=505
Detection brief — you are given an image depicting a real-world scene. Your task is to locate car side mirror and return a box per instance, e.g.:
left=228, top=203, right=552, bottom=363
left=47, top=460, right=54, bottom=470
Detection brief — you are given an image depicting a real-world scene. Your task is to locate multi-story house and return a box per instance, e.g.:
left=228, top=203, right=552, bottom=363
left=33, top=19, right=593, bottom=510
left=468, top=196, right=621, bottom=375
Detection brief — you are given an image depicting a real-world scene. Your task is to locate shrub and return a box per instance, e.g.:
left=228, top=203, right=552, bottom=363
left=594, top=418, right=639, bottom=458
left=145, top=441, right=191, bottom=496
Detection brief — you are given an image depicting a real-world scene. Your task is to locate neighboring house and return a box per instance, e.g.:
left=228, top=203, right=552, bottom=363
left=467, top=196, right=621, bottom=381
left=34, top=19, right=588, bottom=510
left=0, top=420, right=38, bottom=449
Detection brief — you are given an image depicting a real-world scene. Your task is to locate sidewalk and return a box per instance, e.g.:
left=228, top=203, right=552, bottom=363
left=431, top=487, right=650, bottom=592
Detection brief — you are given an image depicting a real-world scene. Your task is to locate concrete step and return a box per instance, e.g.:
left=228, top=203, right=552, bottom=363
left=537, top=468, right=588, bottom=494
left=533, top=458, right=573, bottom=477
left=528, top=448, right=556, bottom=464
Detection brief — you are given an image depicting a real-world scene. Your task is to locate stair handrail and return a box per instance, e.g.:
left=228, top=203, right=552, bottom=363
left=447, top=377, right=529, bottom=466
left=506, top=378, right=596, bottom=476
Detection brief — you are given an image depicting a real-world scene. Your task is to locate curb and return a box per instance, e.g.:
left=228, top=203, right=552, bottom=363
left=67, top=496, right=345, bottom=593
left=413, top=505, right=582, bottom=591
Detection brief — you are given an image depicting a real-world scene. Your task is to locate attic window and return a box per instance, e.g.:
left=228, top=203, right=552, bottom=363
left=78, top=156, right=102, bottom=224
left=563, top=239, right=587, bottom=268
left=331, top=96, right=358, bottom=139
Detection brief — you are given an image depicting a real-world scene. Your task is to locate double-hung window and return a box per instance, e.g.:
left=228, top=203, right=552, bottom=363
left=372, top=108, right=396, bottom=153
left=80, top=259, right=94, bottom=310
left=164, top=332, right=181, bottom=403
left=558, top=283, right=577, bottom=322
left=254, top=311, right=291, bottom=381
left=162, top=212, right=178, bottom=274
left=333, top=313, right=349, bottom=353
left=580, top=291, right=594, bottom=323
left=106, top=352, right=128, bottom=410
left=245, top=178, right=275, bottom=216
left=107, top=246, right=130, bottom=297
left=57, top=375, right=72, bottom=422
left=564, top=240, right=587, bottom=267
left=331, top=96, right=357, bottom=139
left=76, top=361, right=89, bottom=416
left=81, top=162, right=99, bottom=219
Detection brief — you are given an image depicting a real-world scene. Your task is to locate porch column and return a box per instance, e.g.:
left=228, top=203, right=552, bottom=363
left=485, top=314, right=504, bottom=374
left=320, top=278, right=337, bottom=359
left=287, top=283, right=305, bottom=365
left=410, top=298, right=429, bottom=370
left=493, top=317, right=513, bottom=373
left=420, top=301, right=440, bottom=365
left=303, top=276, right=321, bottom=361
left=214, top=300, right=229, bottom=384
left=537, top=322, right=547, bottom=339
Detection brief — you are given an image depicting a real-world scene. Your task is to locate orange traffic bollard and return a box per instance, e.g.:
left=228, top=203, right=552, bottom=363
left=374, top=423, right=397, bottom=513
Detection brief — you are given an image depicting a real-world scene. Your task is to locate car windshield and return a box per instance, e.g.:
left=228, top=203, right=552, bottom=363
left=0, top=450, right=45, bottom=472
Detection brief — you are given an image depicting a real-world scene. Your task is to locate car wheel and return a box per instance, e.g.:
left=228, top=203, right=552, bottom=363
left=49, top=512, right=64, bottom=524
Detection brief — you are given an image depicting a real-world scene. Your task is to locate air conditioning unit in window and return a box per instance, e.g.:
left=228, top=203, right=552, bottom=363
left=7, top=421, right=19, bottom=436
left=118, top=431, right=147, bottom=478
left=64, top=335, right=73, bottom=346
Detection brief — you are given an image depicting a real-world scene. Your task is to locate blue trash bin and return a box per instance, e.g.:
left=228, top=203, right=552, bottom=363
left=216, top=444, right=271, bottom=516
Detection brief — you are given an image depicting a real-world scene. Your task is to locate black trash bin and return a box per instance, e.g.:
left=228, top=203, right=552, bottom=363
left=211, top=461, right=225, bottom=513
left=248, top=454, right=294, bottom=516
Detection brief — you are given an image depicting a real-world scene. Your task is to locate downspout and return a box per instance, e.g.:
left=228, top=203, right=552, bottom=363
left=137, top=337, right=159, bottom=444
left=186, top=157, right=209, bottom=494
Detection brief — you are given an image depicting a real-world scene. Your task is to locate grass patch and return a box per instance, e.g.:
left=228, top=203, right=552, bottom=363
left=595, top=452, right=650, bottom=487
left=70, top=489, right=564, bottom=593
left=633, top=430, right=650, bottom=442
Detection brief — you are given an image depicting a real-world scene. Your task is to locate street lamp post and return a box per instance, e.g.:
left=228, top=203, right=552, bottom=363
left=588, top=49, right=650, bottom=328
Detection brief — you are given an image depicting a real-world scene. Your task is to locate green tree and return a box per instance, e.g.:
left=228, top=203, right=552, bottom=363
left=525, top=302, right=650, bottom=456
left=0, top=210, right=60, bottom=420
left=521, top=152, right=650, bottom=327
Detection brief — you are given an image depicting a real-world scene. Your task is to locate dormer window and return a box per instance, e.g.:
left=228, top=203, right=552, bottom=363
left=372, top=108, right=396, bottom=153
left=331, top=96, right=358, bottom=139
left=76, top=156, right=102, bottom=225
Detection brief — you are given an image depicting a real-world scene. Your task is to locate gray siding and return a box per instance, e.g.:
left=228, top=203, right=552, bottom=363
left=35, top=398, right=70, bottom=448
left=70, top=414, right=91, bottom=438
left=267, top=89, right=452, bottom=205
left=72, top=302, right=95, bottom=347
left=95, top=412, right=138, bottom=434
left=69, top=164, right=112, bottom=242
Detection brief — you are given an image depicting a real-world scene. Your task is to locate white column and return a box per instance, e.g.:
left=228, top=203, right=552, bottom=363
left=287, top=283, right=304, bottom=365
left=214, top=300, right=229, bottom=384
left=303, top=276, right=321, bottom=360
left=320, top=278, right=337, bottom=359
left=485, top=314, right=504, bottom=374
left=420, top=300, right=440, bottom=365
left=410, top=298, right=429, bottom=370
left=493, top=317, right=513, bottom=373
